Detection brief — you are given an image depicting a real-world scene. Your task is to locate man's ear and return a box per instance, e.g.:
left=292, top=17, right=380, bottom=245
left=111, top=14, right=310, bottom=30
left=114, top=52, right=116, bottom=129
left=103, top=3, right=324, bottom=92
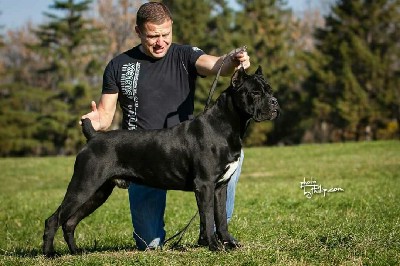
left=255, top=65, right=263, bottom=75
left=231, top=67, right=248, bottom=88
left=135, top=26, right=141, bottom=37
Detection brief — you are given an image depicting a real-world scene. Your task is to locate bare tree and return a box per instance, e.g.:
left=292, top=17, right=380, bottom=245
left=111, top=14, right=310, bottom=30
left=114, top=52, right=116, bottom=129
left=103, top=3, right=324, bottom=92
left=96, top=0, right=140, bottom=59
left=292, top=8, right=325, bottom=52
left=0, top=24, right=53, bottom=87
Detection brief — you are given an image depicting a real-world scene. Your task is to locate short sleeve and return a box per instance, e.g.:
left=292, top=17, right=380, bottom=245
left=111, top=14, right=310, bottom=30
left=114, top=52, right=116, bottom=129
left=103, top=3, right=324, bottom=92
left=181, top=45, right=205, bottom=77
left=189, top=46, right=205, bottom=66
left=102, top=60, right=119, bottom=94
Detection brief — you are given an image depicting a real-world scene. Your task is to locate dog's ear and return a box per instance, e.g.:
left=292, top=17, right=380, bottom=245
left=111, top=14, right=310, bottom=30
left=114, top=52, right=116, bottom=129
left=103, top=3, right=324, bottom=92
left=231, top=67, right=248, bottom=88
left=255, top=65, right=263, bottom=75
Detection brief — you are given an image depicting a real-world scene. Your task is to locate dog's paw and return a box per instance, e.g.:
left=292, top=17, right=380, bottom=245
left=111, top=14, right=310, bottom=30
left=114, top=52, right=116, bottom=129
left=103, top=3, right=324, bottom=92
left=43, top=250, right=60, bottom=258
left=197, top=237, right=208, bottom=247
left=223, top=238, right=241, bottom=250
left=208, top=236, right=224, bottom=251
left=71, top=248, right=84, bottom=255
left=208, top=242, right=224, bottom=251
left=216, top=232, right=241, bottom=250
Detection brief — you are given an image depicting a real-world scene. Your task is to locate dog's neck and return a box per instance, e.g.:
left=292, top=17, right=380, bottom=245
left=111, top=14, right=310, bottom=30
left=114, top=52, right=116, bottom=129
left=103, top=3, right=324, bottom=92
left=210, top=89, right=252, bottom=141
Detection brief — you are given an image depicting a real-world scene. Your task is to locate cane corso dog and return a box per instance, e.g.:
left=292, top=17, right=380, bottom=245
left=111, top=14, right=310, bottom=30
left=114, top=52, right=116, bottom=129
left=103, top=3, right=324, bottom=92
left=42, top=66, right=279, bottom=257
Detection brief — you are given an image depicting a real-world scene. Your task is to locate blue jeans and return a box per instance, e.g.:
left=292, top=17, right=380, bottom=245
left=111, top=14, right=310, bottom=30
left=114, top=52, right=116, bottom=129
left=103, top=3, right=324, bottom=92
left=128, top=150, right=244, bottom=250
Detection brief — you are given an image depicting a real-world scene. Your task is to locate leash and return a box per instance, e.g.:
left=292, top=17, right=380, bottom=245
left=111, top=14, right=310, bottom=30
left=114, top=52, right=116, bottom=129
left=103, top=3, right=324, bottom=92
left=163, top=211, right=199, bottom=249
left=204, top=46, right=247, bottom=111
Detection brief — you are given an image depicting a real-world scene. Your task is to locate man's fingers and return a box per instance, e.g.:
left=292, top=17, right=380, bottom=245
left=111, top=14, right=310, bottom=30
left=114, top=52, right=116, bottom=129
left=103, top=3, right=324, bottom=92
left=91, top=101, right=97, bottom=112
left=233, top=52, right=250, bottom=69
left=80, top=100, right=98, bottom=124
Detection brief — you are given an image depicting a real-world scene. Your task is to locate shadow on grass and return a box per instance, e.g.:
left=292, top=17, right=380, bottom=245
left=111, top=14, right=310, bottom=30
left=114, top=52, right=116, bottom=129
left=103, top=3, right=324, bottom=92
left=1, top=244, right=135, bottom=258
left=1, top=247, right=43, bottom=258
left=1, top=243, right=204, bottom=258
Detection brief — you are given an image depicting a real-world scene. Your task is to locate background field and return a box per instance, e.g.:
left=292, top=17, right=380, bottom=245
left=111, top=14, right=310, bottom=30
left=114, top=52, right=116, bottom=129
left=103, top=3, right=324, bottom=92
left=1, top=141, right=399, bottom=265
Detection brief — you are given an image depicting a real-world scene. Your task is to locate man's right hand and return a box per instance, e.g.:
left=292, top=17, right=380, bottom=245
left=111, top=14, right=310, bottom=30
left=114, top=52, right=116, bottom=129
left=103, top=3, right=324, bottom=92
left=80, top=101, right=101, bottom=131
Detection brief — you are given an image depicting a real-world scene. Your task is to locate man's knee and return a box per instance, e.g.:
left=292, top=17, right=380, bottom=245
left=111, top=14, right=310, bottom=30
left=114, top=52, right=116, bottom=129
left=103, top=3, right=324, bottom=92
left=128, top=184, right=167, bottom=250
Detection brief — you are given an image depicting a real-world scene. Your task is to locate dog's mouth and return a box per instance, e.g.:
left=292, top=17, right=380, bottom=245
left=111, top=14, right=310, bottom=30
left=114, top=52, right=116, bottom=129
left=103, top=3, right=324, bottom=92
left=253, top=107, right=280, bottom=122
left=271, top=109, right=280, bottom=119
left=252, top=110, right=277, bottom=122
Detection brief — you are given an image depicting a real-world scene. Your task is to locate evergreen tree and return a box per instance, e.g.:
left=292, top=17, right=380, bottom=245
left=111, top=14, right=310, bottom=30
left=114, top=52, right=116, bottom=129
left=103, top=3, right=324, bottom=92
left=307, top=0, right=400, bottom=141
left=163, top=0, right=212, bottom=46
left=233, top=0, right=305, bottom=145
left=195, top=0, right=236, bottom=114
left=32, top=0, right=104, bottom=87
left=20, top=0, right=106, bottom=155
left=0, top=83, right=69, bottom=156
left=162, top=0, right=236, bottom=114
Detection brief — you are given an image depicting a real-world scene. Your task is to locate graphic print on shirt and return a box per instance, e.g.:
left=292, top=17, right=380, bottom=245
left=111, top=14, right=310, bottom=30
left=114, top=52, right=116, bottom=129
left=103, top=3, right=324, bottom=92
left=121, top=62, right=140, bottom=130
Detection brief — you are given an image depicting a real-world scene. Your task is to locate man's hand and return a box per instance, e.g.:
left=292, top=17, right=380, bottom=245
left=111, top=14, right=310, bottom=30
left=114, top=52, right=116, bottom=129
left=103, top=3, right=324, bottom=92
left=195, top=46, right=251, bottom=77
left=80, top=101, right=101, bottom=131
left=229, top=46, right=250, bottom=70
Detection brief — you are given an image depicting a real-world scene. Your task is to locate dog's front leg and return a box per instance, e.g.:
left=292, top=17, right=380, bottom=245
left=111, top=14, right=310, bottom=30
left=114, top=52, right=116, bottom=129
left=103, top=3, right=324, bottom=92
left=214, top=183, right=240, bottom=249
left=194, top=182, right=223, bottom=251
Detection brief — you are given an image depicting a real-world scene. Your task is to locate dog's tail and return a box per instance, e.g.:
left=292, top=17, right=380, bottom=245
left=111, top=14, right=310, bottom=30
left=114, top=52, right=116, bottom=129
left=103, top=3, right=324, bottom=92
left=81, top=118, right=97, bottom=140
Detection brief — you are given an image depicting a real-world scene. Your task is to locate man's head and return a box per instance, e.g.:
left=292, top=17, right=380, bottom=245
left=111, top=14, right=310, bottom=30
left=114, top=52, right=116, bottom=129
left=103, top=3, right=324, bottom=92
left=135, top=2, right=173, bottom=59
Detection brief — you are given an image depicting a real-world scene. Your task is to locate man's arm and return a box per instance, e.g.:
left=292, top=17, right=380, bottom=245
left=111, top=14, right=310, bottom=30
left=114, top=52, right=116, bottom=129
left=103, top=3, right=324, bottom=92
left=195, top=48, right=250, bottom=77
left=81, top=93, right=118, bottom=131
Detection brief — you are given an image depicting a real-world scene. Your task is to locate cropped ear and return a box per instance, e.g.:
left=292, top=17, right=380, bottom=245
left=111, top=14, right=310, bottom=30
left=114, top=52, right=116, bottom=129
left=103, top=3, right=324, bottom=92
left=255, top=65, right=263, bottom=75
left=231, top=67, right=248, bottom=88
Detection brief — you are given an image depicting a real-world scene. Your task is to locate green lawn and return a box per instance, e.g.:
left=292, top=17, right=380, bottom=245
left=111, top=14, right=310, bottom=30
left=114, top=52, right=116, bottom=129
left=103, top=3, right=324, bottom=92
left=1, top=141, right=399, bottom=265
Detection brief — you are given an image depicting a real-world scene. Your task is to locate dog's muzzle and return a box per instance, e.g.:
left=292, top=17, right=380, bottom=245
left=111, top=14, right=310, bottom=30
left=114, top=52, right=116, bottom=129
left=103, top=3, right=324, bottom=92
left=253, top=96, right=280, bottom=122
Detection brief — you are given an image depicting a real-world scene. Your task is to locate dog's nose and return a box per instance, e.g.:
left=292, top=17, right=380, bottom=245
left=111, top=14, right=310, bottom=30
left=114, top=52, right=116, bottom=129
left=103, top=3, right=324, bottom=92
left=270, top=97, right=278, bottom=107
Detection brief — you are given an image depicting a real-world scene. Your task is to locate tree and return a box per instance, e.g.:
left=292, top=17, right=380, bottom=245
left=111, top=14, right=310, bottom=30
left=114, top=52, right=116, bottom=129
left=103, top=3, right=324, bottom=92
left=306, top=0, right=400, bottom=141
left=0, top=83, right=68, bottom=156
left=31, top=0, right=105, bottom=87
left=96, top=0, right=139, bottom=58
left=3, top=0, right=107, bottom=156
left=0, top=25, right=51, bottom=87
left=162, top=0, right=236, bottom=114
left=233, top=0, right=307, bottom=145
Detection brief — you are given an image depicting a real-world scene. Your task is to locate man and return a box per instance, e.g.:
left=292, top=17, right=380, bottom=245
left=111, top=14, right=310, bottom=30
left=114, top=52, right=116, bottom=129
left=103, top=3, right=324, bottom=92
left=81, top=2, right=250, bottom=250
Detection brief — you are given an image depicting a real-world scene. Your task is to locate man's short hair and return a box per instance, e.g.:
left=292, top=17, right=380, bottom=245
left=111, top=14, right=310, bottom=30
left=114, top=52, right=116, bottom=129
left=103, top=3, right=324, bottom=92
left=136, top=2, right=172, bottom=31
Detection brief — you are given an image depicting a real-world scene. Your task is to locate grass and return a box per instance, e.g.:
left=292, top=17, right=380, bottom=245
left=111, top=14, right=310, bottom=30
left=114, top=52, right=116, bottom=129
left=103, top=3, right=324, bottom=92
left=0, top=140, right=399, bottom=265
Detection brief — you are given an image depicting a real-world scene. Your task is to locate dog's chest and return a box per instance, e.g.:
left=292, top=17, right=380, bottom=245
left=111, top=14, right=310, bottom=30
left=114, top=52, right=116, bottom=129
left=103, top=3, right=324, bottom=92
left=217, top=158, right=240, bottom=184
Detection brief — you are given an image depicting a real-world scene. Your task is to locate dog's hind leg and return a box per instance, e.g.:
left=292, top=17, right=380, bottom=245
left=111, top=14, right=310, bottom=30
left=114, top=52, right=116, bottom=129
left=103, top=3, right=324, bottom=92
left=214, top=182, right=240, bottom=249
left=43, top=171, right=110, bottom=256
left=43, top=207, right=62, bottom=257
left=62, top=180, right=116, bottom=254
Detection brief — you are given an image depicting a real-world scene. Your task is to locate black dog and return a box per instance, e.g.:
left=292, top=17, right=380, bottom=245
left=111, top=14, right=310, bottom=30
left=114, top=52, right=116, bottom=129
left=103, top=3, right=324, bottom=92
left=42, top=66, right=279, bottom=256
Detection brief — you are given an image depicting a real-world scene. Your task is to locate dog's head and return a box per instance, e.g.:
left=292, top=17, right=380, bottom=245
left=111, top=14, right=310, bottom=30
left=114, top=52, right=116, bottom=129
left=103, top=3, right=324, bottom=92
left=230, top=66, right=279, bottom=121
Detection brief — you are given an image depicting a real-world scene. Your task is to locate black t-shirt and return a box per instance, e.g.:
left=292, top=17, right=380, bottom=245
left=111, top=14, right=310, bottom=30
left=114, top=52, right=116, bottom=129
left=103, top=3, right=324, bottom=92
left=102, top=43, right=205, bottom=130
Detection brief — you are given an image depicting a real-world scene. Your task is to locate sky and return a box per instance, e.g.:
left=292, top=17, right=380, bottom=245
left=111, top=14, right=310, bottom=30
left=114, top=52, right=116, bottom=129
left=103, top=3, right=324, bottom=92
left=0, top=0, right=320, bottom=31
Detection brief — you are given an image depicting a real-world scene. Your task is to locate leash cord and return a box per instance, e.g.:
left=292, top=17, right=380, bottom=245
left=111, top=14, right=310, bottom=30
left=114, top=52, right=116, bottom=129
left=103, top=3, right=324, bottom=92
left=163, top=211, right=198, bottom=249
left=204, top=46, right=247, bottom=112
left=204, top=55, right=227, bottom=111
left=133, top=230, right=151, bottom=250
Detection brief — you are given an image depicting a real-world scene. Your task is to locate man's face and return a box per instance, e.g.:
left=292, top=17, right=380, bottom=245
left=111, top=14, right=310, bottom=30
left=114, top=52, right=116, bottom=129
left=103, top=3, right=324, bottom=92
left=136, top=19, right=173, bottom=59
